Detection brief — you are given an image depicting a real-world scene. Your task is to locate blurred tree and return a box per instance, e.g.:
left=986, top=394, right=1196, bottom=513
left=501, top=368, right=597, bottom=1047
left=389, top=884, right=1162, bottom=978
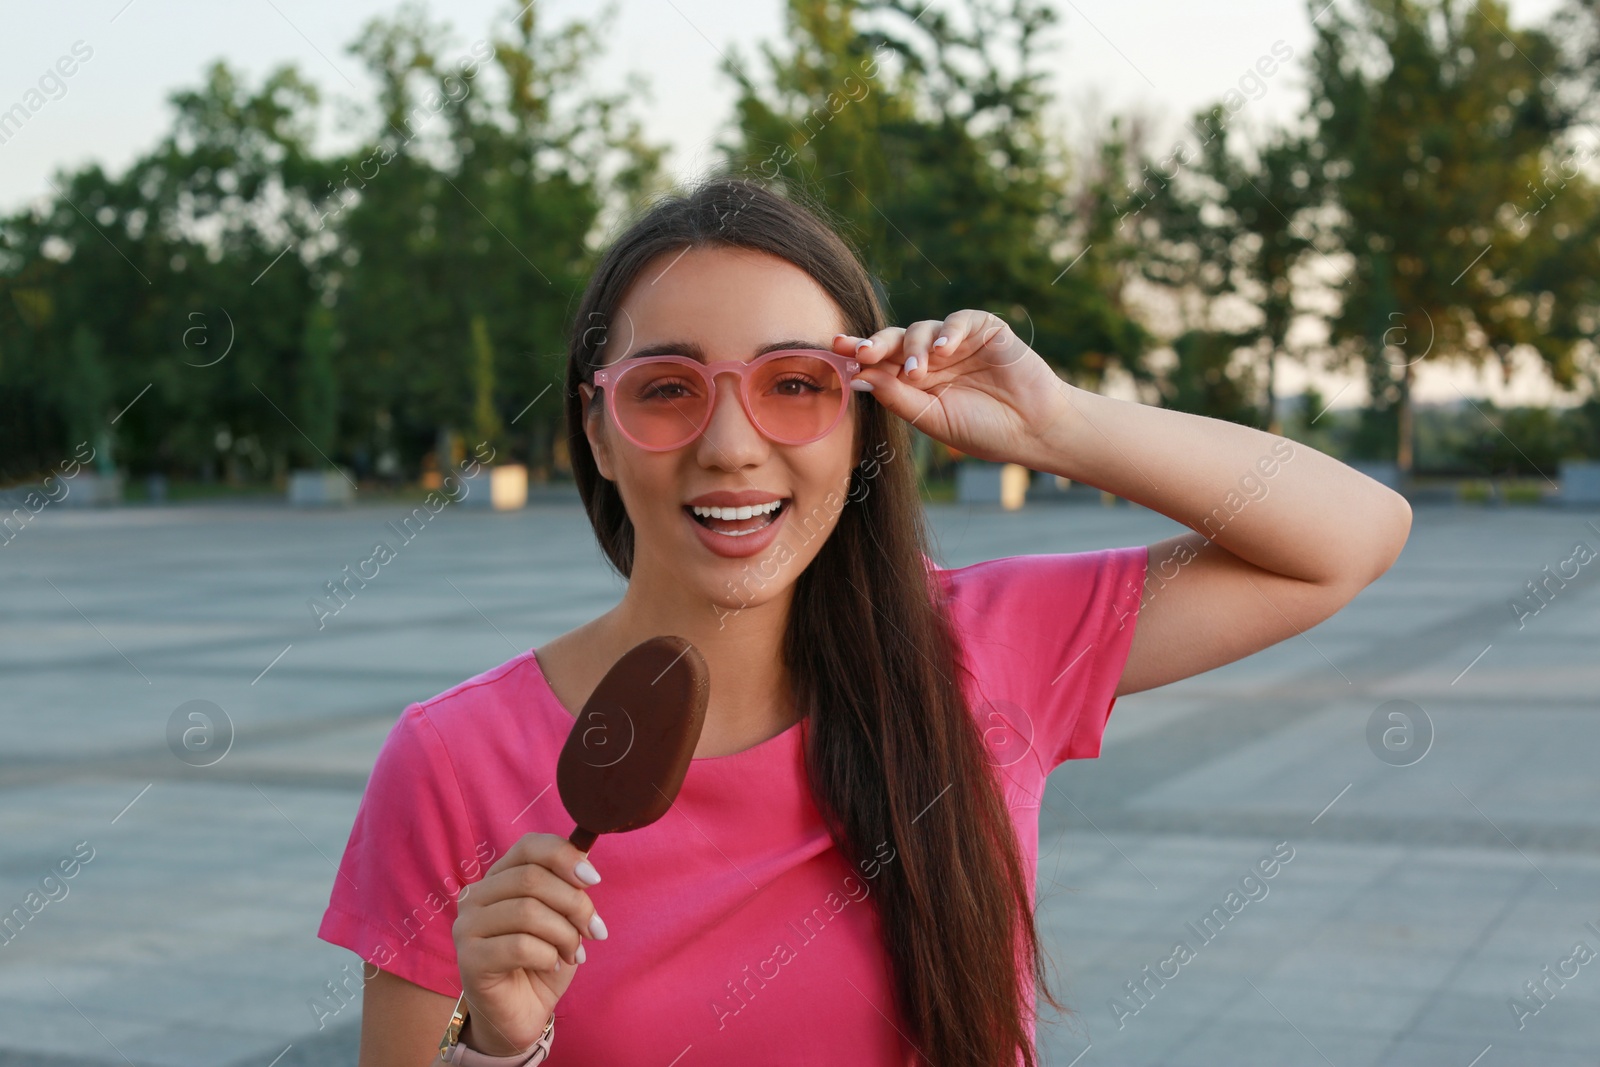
left=0, top=60, right=329, bottom=481
left=1307, top=0, right=1586, bottom=472
left=722, top=0, right=1146, bottom=388
left=469, top=311, right=504, bottom=456
left=337, top=0, right=664, bottom=476
left=297, top=302, right=339, bottom=469
left=1143, top=116, right=1322, bottom=429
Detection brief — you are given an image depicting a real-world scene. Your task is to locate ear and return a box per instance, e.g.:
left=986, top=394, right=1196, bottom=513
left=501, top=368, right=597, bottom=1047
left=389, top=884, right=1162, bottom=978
left=578, top=382, right=615, bottom=482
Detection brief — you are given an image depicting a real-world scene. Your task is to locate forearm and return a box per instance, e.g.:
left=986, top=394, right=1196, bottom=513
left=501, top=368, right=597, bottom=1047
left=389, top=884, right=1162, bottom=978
left=1028, top=383, right=1412, bottom=587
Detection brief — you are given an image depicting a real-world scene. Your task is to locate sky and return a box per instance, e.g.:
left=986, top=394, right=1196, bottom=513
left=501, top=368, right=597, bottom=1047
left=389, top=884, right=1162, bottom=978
left=2, top=0, right=1577, bottom=408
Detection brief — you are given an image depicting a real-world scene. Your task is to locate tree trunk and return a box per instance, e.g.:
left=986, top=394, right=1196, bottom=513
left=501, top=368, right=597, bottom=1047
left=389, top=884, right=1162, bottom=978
left=1396, top=361, right=1414, bottom=476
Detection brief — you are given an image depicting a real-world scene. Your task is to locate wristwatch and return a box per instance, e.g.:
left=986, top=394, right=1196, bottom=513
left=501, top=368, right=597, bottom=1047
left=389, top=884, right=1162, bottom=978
left=438, top=993, right=555, bottom=1066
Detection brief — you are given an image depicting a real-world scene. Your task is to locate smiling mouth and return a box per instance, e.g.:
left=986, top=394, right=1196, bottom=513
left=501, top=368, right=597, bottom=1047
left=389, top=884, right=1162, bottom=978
left=685, top=499, right=790, bottom=537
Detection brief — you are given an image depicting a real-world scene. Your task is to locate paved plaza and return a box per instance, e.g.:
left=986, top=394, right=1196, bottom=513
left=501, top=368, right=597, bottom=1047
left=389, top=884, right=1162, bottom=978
left=1, top=491, right=1598, bottom=1066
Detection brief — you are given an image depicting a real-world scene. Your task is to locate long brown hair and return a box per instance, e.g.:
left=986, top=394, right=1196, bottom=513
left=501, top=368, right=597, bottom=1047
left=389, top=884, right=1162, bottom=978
left=562, top=174, right=1067, bottom=1066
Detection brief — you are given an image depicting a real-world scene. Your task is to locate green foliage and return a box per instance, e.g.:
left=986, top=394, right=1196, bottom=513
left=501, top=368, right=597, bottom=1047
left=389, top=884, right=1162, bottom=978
left=1159, top=329, right=1264, bottom=427
left=297, top=303, right=339, bottom=469
left=1, top=0, right=1595, bottom=485
left=1412, top=400, right=1593, bottom=474
left=0, top=0, right=663, bottom=483
left=1305, top=0, right=1597, bottom=470
left=721, top=0, right=1146, bottom=386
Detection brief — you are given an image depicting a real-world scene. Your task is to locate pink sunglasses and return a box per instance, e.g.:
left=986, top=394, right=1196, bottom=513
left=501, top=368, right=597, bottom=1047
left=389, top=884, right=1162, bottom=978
left=590, top=348, right=863, bottom=452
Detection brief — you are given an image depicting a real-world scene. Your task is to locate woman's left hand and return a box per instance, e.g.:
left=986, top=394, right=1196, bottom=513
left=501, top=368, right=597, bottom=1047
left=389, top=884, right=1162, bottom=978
left=834, top=310, right=1067, bottom=466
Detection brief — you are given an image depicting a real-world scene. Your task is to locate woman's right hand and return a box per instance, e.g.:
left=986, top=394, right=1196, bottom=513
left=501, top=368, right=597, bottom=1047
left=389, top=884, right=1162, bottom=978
left=451, top=832, right=607, bottom=1055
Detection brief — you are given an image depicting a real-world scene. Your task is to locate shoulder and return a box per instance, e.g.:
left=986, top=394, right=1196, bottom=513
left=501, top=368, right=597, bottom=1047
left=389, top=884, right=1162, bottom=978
left=363, top=650, right=557, bottom=824
left=407, top=650, right=546, bottom=744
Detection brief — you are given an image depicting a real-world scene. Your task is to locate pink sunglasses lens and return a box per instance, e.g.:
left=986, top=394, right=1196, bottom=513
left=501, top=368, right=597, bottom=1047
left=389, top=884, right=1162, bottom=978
left=611, top=354, right=846, bottom=448
left=610, top=363, right=707, bottom=448
left=750, top=354, right=848, bottom=441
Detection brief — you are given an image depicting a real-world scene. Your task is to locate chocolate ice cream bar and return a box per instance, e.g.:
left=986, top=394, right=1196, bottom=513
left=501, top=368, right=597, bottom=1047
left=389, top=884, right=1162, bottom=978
left=558, top=635, right=709, bottom=853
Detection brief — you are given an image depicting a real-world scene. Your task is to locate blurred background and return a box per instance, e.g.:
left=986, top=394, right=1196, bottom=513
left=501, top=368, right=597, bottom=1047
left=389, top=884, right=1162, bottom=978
left=5, top=0, right=1600, bottom=500
left=4, top=1, right=1600, bottom=1066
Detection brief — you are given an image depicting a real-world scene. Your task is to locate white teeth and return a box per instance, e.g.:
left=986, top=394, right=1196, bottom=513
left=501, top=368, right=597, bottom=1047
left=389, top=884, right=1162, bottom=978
left=690, top=500, right=784, bottom=520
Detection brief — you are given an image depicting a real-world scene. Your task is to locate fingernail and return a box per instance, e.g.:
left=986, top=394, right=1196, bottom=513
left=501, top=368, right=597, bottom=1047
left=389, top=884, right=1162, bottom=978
left=575, top=859, right=601, bottom=885
left=589, top=913, right=609, bottom=940
left=850, top=379, right=875, bottom=392
left=855, top=339, right=872, bottom=352
left=933, top=336, right=948, bottom=348
left=576, top=942, right=587, bottom=964
left=904, top=356, right=919, bottom=374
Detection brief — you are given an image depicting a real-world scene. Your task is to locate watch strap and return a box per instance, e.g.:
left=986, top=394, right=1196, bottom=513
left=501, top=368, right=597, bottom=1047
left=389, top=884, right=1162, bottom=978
left=440, top=994, right=555, bottom=1066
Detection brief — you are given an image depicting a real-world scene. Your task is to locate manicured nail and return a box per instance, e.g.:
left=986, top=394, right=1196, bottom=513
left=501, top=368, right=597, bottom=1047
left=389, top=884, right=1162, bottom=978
left=904, top=356, right=919, bottom=374
left=933, top=336, right=948, bottom=348
left=576, top=943, right=587, bottom=964
left=855, top=339, right=872, bottom=352
left=589, top=913, right=609, bottom=940
left=850, top=379, right=875, bottom=392
left=575, top=859, right=601, bottom=885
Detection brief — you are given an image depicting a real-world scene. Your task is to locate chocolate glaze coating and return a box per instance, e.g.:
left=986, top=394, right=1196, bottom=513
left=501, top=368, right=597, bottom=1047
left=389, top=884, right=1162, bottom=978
left=557, top=635, right=709, bottom=853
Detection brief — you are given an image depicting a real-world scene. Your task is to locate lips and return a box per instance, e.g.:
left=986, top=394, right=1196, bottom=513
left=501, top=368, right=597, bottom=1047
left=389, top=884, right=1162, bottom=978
left=684, top=498, right=789, bottom=534
left=682, top=497, right=792, bottom=559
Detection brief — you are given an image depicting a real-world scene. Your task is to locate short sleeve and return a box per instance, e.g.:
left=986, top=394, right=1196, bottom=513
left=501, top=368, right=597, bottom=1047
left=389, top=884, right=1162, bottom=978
left=317, top=702, right=486, bottom=996
left=937, top=545, right=1148, bottom=770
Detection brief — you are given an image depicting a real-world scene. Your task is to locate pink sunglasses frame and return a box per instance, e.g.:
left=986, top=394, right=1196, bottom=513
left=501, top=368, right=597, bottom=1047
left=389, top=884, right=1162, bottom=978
left=589, top=348, right=864, bottom=452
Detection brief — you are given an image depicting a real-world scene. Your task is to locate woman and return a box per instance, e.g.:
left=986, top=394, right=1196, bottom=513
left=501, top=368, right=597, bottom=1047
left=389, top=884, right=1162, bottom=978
left=319, top=176, right=1411, bottom=1066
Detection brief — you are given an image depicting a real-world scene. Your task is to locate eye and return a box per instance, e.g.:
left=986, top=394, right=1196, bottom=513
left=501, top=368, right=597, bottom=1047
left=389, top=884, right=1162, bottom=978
left=771, top=373, right=824, bottom=396
left=633, top=375, right=699, bottom=402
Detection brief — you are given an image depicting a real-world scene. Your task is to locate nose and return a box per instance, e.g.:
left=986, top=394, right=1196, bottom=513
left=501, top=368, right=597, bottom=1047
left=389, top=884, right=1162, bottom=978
left=694, top=369, right=768, bottom=467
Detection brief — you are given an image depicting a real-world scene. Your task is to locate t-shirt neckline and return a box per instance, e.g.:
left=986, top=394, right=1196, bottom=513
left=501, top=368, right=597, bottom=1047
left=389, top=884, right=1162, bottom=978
left=524, top=647, right=804, bottom=763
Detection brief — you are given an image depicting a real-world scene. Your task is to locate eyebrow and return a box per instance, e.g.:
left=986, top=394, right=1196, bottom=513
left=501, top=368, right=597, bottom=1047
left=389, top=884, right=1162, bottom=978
left=620, top=339, right=832, bottom=362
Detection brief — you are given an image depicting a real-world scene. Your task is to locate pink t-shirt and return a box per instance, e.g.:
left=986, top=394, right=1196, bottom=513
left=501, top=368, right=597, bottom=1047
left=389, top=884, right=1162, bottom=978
left=318, top=546, right=1147, bottom=1063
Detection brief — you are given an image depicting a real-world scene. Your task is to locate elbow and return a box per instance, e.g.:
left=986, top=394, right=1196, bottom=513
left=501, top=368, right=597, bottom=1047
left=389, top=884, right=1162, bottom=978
left=1379, top=487, right=1413, bottom=570
left=1357, top=487, right=1412, bottom=588
left=1315, top=486, right=1411, bottom=598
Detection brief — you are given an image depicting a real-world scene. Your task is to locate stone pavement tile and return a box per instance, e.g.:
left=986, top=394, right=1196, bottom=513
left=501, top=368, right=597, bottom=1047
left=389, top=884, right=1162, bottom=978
left=171, top=624, right=531, bottom=680
left=1117, top=702, right=1402, bottom=814
left=0, top=673, right=197, bottom=759
left=1453, top=950, right=1600, bottom=1007
left=1099, top=692, right=1218, bottom=748
left=1037, top=897, right=1168, bottom=940
left=2, top=995, right=178, bottom=1064
left=1036, top=1015, right=1193, bottom=1067
left=1156, top=1020, right=1394, bottom=1067
left=1219, top=977, right=1434, bottom=1033
left=1472, top=887, right=1600, bottom=953
left=1374, top=1033, right=1578, bottom=1067
left=1068, top=962, right=1254, bottom=1029
left=1408, top=990, right=1600, bottom=1049
left=114, top=1023, right=297, bottom=1067
left=0, top=671, right=420, bottom=766
left=59, top=964, right=342, bottom=1048
left=0, top=616, right=271, bottom=672
left=1398, top=636, right=1600, bottom=701
left=219, top=1020, right=360, bottom=1067
left=1436, top=724, right=1600, bottom=829
left=0, top=963, right=114, bottom=1012
left=1266, top=942, right=1468, bottom=991
left=216, top=716, right=401, bottom=779
left=1128, top=703, right=1600, bottom=835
